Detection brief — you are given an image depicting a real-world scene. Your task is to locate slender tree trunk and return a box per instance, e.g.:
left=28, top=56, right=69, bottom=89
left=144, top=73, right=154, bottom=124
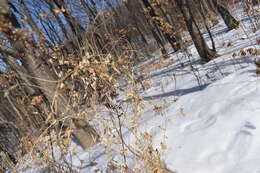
left=0, top=2, right=100, bottom=150
left=176, top=0, right=217, bottom=62
left=141, top=0, right=181, bottom=52
left=216, top=0, right=240, bottom=30
left=123, top=1, right=151, bottom=56
left=199, top=0, right=211, bottom=14
left=208, top=0, right=218, bottom=13
left=198, top=0, right=216, bottom=51
left=154, top=0, right=185, bottom=50
left=137, top=0, right=167, bottom=57
left=123, top=1, right=149, bottom=46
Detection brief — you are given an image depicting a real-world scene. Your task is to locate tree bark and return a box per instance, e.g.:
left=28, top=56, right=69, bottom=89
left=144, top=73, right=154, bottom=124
left=216, top=0, right=240, bottom=30
left=137, top=0, right=168, bottom=57
left=176, top=0, right=217, bottom=62
left=141, top=0, right=181, bottom=52
left=154, top=0, right=185, bottom=50
left=198, top=0, right=216, bottom=51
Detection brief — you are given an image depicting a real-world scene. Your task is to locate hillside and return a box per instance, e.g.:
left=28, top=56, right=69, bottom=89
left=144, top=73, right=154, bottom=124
left=18, top=4, right=260, bottom=173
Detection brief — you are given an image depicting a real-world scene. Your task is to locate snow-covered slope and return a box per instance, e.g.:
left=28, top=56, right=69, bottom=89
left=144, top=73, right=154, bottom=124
left=162, top=65, right=260, bottom=173
left=135, top=12, right=260, bottom=172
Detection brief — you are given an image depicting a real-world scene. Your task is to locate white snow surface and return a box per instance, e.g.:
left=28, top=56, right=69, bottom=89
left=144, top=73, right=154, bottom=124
left=22, top=4, right=260, bottom=173
left=163, top=65, right=260, bottom=173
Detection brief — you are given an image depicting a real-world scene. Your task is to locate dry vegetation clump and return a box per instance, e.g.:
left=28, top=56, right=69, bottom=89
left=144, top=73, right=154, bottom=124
left=0, top=26, right=169, bottom=172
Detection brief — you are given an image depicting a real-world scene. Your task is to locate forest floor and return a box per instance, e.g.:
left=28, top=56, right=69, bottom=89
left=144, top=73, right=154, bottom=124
left=24, top=4, right=260, bottom=173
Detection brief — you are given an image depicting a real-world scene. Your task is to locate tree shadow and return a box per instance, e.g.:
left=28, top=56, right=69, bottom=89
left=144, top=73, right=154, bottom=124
left=205, top=27, right=230, bottom=39
left=203, top=56, right=253, bottom=71
left=240, top=14, right=260, bottom=23
left=141, top=59, right=201, bottom=81
left=143, top=84, right=208, bottom=101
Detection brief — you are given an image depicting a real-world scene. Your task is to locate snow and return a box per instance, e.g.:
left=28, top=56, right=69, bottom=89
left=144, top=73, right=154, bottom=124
left=20, top=4, right=260, bottom=173
left=163, top=65, right=260, bottom=173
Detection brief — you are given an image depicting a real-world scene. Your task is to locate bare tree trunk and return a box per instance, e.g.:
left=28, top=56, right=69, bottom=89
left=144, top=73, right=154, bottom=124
left=208, top=0, right=218, bottom=13
left=200, top=0, right=211, bottom=14
left=216, top=0, right=240, bottom=30
left=198, top=0, right=216, bottom=51
left=137, top=0, right=168, bottom=57
left=176, top=0, right=217, bottom=62
left=154, top=0, right=185, bottom=50
left=141, top=0, right=181, bottom=52
left=123, top=1, right=150, bottom=46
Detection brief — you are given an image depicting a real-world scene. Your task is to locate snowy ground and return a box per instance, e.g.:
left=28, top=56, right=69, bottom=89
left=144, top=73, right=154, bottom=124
left=134, top=7, right=260, bottom=173
left=22, top=4, right=260, bottom=173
